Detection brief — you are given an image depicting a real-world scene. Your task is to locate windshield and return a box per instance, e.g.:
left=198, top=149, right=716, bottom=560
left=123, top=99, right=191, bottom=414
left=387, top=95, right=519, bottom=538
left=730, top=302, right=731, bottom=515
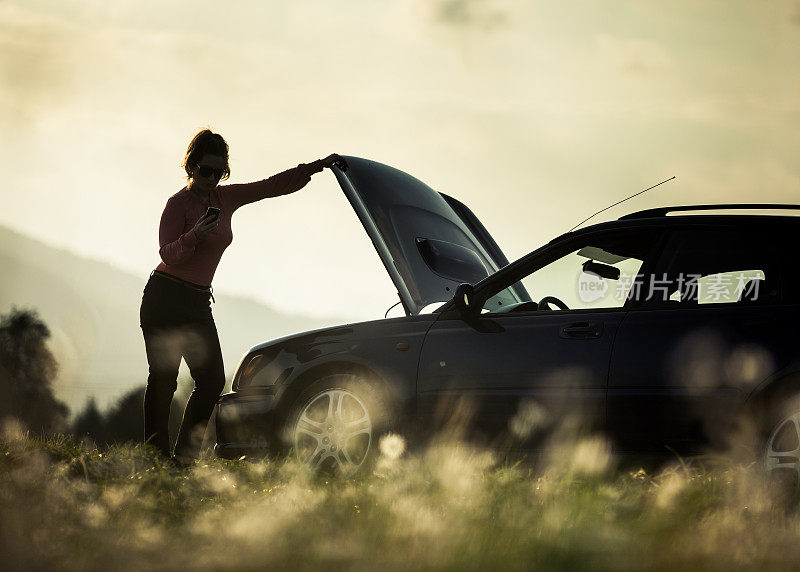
left=481, top=231, right=658, bottom=314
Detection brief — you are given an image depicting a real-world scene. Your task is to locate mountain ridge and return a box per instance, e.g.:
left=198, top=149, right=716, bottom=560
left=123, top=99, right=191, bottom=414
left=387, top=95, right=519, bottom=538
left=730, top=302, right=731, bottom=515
left=0, top=225, right=346, bottom=412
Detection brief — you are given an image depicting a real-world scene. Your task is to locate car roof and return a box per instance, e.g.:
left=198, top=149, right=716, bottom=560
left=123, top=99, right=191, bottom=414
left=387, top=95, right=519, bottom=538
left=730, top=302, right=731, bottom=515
left=551, top=206, right=800, bottom=245
left=618, top=203, right=800, bottom=219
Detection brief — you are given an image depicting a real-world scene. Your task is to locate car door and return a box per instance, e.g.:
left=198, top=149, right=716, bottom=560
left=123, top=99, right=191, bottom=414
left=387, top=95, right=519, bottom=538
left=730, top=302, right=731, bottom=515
left=416, top=227, right=664, bottom=448
left=606, top=223, right=798, bottom=456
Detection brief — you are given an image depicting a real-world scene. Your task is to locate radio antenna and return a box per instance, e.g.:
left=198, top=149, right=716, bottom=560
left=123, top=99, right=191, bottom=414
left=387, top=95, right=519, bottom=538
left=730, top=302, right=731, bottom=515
left=567, top=176, right=676, bottom=232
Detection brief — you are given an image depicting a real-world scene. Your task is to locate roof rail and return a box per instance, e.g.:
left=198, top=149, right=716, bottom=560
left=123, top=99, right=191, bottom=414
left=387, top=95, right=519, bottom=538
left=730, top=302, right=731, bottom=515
left=619, top=204, right=800, bottom=220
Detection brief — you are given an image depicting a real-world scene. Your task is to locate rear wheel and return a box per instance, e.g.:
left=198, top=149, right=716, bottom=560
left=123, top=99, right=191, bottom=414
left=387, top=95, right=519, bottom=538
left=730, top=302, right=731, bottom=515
left=283, top=374, right=386, bottom=473
left=763, top=405, right=800, bottom=487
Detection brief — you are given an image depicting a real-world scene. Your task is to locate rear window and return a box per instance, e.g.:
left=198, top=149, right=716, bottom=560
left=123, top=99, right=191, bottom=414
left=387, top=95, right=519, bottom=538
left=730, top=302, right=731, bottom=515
left=646, top=228, right=780, bottom=306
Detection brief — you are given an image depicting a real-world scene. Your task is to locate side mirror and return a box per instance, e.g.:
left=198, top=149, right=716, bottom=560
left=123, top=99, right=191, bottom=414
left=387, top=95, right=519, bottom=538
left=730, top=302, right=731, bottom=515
left=453, top=283, right=476, bottom=316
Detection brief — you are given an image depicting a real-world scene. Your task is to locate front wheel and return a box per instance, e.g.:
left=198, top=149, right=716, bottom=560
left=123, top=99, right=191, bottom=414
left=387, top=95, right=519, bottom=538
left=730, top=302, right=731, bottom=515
left=283, top=375, right=386, bottom=473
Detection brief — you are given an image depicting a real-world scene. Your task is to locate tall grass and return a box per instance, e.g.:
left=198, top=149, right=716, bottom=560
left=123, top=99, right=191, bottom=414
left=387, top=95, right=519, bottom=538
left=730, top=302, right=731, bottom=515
left=1, top=420, right=798, bottom=571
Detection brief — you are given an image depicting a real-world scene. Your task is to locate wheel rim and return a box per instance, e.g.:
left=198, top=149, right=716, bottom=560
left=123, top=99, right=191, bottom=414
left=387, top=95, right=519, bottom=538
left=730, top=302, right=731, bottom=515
left=764, top=411, right=800, bottom=485
left=293, top=388, right=372, bottom=471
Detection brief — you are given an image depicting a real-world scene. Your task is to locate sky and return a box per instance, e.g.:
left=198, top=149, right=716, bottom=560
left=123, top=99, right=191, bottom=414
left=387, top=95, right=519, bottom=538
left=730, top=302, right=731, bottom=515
left=2, top=0, right=799, bottom=321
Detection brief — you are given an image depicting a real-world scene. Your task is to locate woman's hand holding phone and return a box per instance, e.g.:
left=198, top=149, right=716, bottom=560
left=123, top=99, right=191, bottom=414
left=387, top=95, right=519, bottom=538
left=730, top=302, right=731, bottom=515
left=193, top=207, right=220, bottom=241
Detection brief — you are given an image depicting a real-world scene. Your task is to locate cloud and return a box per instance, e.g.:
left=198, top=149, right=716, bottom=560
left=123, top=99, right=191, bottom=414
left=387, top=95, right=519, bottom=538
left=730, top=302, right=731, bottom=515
left=0, top=4, right=78, bottom=128
left=595, top=35, right=674, bottom=76
left=437, top=0, right=508, bottom=29
left=417, top=0, right=509, bottom=32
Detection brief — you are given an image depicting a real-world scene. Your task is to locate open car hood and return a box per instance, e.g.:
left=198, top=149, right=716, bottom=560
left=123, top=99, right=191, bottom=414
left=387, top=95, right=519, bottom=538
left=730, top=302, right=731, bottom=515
left=332, top=156, right=510, bottom=315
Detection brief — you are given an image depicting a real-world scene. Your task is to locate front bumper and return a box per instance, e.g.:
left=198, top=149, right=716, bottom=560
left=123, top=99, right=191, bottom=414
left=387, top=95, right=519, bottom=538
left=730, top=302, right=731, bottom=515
left=214, top=391, right=280, bottom=459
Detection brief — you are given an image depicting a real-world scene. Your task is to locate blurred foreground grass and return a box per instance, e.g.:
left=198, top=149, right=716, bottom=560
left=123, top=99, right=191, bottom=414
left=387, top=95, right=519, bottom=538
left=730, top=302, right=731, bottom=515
left=1, top=425, right=799, bottom=571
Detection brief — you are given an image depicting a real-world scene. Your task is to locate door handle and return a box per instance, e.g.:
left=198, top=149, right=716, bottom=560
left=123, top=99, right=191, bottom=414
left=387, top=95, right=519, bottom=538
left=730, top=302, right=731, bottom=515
left=559, top=321, right=603, bottom=339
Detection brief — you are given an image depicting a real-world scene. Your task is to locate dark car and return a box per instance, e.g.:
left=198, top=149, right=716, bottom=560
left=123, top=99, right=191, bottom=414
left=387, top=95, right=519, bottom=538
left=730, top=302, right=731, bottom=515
left=214, top=156, right=800, bottom=481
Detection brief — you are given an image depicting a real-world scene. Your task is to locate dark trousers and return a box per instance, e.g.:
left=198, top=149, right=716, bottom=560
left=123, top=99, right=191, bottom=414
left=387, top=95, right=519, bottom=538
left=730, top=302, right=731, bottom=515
left=139, top=272, right=224, bottom=460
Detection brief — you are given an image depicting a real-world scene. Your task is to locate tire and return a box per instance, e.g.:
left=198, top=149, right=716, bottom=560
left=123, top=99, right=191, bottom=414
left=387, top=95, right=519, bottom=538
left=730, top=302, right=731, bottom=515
left=761, top=395, right=800, bottom=487
left=279, top=373, right=390, bottom=474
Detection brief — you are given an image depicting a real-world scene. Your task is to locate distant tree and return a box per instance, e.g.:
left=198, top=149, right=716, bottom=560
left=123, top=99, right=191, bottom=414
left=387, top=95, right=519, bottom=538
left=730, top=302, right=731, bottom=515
left=72, top=382, right=190, bottom=447
left=103, top=386, right=145, bottom=444
left=0, top=307, right=69, bottom=433
left=72, top=397, right=105, bottom=443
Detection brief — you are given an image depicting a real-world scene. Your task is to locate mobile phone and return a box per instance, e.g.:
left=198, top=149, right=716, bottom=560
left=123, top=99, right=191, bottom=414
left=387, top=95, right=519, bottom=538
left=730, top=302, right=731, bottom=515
left=204, top=206, right=220, bottom=220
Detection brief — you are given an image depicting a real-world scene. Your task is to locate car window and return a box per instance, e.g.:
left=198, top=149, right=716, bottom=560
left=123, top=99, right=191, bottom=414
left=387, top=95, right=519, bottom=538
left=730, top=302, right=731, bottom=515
left=646, top=228, right=779, bottom=307
left=481, top=229, right=662, bottom=314
left=667, top=269, right=765, bottom=304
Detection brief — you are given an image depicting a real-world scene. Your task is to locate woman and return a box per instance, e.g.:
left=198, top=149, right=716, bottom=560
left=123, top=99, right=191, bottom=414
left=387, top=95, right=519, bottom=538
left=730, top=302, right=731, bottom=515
left=139, top=128, right=340, bottom=465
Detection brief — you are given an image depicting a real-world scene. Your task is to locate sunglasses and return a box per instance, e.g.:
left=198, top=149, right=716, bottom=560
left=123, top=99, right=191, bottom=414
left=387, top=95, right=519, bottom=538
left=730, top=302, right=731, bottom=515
left=195, top=164, right=226, bottom=180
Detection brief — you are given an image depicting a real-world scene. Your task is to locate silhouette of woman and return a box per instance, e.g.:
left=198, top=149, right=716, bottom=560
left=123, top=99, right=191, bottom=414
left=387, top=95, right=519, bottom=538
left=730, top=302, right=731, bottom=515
left=139, top=128, right=340, bottom=464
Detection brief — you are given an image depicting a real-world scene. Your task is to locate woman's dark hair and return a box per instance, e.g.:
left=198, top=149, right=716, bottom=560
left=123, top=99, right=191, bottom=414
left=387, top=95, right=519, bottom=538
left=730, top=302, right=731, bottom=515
left=182, top=129, right=230, bottom=181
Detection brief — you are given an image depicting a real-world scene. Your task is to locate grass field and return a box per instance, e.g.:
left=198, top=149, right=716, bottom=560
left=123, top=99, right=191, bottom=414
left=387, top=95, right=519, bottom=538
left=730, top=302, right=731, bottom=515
left=1, top=422, right=798, bottom=571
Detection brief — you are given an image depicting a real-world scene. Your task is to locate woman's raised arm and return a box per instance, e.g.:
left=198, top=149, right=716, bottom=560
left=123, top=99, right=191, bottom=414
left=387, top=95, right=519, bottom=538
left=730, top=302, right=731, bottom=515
left=220, top=154, right=342, bottom=212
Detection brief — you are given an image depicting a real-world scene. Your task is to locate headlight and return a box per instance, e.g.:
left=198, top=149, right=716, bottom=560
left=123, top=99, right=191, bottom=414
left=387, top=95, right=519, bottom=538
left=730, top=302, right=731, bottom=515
left=234, top=354, right=267, bottom=390
left=233, top=348, right=292, bottom=390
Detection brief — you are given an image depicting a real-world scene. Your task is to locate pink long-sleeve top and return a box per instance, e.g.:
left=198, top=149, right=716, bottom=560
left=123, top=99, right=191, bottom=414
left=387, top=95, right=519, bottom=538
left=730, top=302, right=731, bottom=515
left=154, top=162, right=323, bottom=287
